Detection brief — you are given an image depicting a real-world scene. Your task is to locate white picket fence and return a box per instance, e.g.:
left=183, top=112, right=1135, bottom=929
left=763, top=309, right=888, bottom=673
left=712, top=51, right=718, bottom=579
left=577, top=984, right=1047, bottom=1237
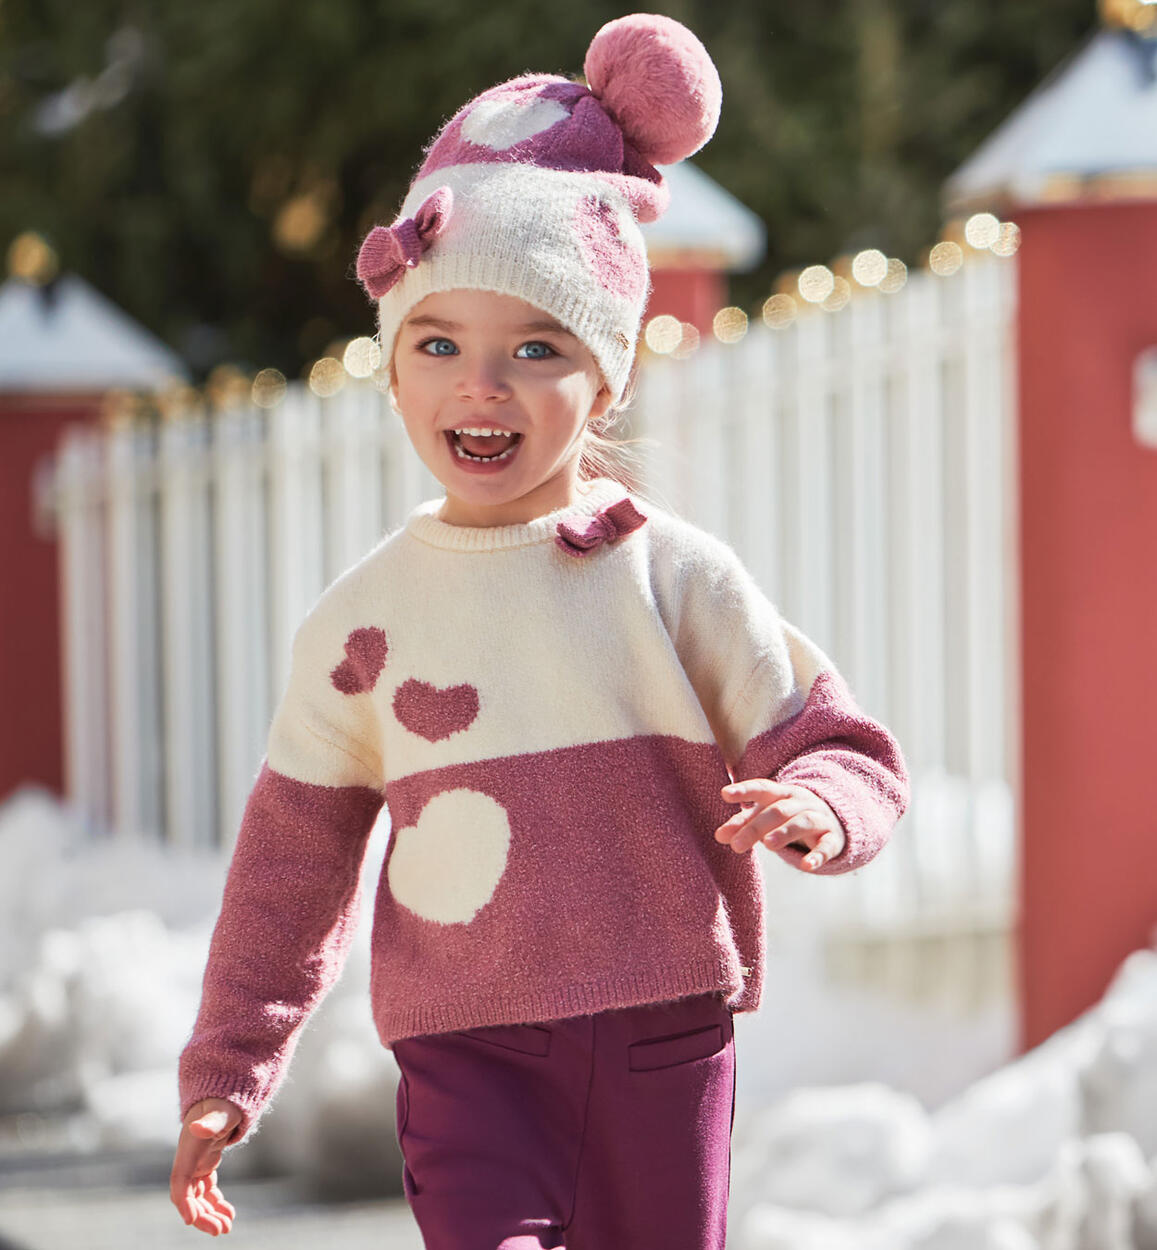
left=43, top=253, right=1019, bottom=1009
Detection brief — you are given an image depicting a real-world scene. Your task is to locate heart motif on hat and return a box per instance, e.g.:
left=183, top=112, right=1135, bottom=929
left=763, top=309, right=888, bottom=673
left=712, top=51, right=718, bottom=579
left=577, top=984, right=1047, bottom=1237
left=393, top=678, right=480, bottom=742
left=330, top=627, right=389, bottom=695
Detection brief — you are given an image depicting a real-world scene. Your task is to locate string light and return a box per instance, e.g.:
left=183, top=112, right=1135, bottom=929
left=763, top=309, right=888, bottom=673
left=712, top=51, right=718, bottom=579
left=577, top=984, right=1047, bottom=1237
left=822, top=276, right=852, bottom=313
left=992, top=222, right=1021, bottom=257
left=761, top=294, right=798, bottom=329
left=712, top=306, right=749, bottom=344
left=671, top=323, right=700, bottom=359
left=929, top=241, right=964, bottom=276
left=343, top=336, right=382, bottom=378
left=798, top=264, right=835, bottom=304
left=206, top=364, right=250, bottom=410
left=7, top=231, right=59, bottom=284
left=879, top=258, right=908, bottom=293
left=851, top=249, right=888, bottom=287
left=308, top=357, right=346, bottom=397
left=251, top=368, right=288, bottom=408
left=644, top=315, right=683, bottom=354
left=964, top=212, right=1001, bottom=250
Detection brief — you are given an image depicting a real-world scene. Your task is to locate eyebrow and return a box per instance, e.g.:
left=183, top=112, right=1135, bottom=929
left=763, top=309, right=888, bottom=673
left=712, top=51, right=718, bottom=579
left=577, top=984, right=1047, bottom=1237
left=403, top=313, right=576, bottom=337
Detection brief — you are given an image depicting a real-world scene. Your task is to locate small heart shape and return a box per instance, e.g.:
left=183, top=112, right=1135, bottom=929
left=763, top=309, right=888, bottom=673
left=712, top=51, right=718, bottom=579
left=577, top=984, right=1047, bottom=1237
left=330, top=627, right=389, bottom=695
left=393, top=678, right=479, bottom=742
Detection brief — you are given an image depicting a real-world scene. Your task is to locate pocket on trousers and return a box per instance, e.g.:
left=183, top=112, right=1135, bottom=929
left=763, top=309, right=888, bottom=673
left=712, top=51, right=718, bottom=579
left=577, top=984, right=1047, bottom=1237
left=459, top=1022, right=552, bottom=1057
left=628, top=1023, right=725, bottom=1072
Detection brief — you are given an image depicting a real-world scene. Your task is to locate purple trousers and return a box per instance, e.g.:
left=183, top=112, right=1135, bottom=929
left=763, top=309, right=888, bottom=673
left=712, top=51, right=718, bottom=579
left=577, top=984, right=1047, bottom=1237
left=391, top=992, right=735, bottom=1249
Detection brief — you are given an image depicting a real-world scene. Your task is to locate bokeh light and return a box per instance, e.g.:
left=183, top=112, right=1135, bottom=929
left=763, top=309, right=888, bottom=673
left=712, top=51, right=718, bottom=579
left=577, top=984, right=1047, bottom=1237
left=879, top=258, right=908, bottom=293
left=644, top=314, right=683, bottom=354
left=251, top=368, right=288, bottom=409
left=823, top=276, right=852, bottom=313
left=7, top=231, right=59, bottom=284
left=964, top=213, right=1001, bottom=250
left=798, top=265, right=835, bottom=305
left=343, top=337, right=382, bottom=378
left=761, top=294, right=798, bottom=329
left=712, top=306, right=749, bottom=344
left=992, top=222, right=1022, bottom=258
left=206, top=364, right=250, bottom=409
left=671, top=323, right=700, bottom=359
left=929, top=241, right=965, bottom=277
left=851, top=249, right=889, bottom=287
left=273, top=185, right=335, bottom=255
left=308, top=357, right=346, bottom=397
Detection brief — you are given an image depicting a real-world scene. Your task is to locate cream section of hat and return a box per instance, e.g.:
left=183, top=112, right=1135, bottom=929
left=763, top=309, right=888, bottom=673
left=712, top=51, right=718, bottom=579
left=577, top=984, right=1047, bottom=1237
left=376, top=163, right=648, bottom=401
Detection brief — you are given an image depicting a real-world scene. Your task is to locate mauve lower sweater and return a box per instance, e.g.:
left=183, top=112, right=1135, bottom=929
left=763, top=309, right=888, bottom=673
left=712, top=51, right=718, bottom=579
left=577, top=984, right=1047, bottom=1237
left=178, top=477, right=910, bottom=1141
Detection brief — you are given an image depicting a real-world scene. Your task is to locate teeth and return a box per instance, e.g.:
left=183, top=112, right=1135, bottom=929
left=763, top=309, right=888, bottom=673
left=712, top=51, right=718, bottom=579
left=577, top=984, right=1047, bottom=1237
left=453, top=427, right=516, bottom=437
left=453, top=441, right=518, bottom=463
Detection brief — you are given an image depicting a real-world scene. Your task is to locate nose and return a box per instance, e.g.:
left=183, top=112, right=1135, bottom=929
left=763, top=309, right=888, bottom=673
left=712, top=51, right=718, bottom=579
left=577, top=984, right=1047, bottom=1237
left=454, top=352, right=512, bottom=403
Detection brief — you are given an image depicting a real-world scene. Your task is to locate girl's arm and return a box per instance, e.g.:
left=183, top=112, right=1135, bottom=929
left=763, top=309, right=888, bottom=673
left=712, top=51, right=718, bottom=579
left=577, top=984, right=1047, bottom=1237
left=722, top=637, right=909, bottom=875
left=665, top=531, right=909, bottom=874
left=177, top=605, right=385, bottom=1147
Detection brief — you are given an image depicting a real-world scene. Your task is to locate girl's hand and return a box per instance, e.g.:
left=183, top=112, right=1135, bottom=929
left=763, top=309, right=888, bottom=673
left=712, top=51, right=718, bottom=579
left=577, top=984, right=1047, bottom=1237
left=170, top=1098, right=243, bottom=1235
left=717, top=778, right=846, bottom=870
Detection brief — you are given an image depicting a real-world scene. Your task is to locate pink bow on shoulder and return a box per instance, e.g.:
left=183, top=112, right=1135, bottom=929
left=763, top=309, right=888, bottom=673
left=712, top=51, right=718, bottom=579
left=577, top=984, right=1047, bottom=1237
left=555, top=498, right=648, bottom=558
left=356, top=186, right=453, bottom=299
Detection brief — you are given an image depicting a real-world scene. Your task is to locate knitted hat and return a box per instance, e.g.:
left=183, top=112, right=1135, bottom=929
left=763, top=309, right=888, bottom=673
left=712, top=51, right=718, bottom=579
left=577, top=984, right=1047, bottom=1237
left=355, top=14, right=722, bottom=402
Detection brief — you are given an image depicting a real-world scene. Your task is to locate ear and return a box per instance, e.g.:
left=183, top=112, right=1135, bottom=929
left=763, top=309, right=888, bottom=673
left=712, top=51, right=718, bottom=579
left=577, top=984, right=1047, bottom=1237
left=590, top=383, right=614, bottom=423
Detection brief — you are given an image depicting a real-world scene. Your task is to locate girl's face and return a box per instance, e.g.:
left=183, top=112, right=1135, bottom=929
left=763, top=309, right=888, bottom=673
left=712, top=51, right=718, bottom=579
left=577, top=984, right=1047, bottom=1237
left=390, top=289, right=612, bottom=527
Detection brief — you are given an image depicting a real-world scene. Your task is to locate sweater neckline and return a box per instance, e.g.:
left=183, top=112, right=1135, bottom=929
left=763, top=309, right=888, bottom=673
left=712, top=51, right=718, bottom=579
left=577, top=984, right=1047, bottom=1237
left=404, top=478, right=631, bottom=553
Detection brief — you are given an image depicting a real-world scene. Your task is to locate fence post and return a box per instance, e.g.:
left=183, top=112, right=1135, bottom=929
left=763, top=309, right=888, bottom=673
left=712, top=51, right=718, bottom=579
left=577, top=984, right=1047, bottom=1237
left=55, top=428, right=111, bottom=836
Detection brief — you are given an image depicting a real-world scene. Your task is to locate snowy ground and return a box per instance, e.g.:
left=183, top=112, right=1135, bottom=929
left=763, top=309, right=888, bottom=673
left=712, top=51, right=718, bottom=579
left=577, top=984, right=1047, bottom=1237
left=1, top=784, right=1155, bottom=1249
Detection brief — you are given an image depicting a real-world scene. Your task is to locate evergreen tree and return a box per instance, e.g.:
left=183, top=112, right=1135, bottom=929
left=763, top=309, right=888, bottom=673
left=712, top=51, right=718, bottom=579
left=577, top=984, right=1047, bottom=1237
left=0, top=0, right=1095, bottom=378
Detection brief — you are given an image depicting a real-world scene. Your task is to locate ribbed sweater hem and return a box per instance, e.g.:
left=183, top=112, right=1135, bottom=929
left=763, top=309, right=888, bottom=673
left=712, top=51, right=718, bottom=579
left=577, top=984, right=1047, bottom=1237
left=372, top=956, right=747, bottom=1045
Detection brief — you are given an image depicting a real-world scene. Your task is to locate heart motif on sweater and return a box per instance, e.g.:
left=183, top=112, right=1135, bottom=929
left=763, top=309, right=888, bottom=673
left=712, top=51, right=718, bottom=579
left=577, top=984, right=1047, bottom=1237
left=329, top=627, right=389, bottom=695
left=393, top=678, right=479, bottom=741
left=388, top=788, right=510, bottom=924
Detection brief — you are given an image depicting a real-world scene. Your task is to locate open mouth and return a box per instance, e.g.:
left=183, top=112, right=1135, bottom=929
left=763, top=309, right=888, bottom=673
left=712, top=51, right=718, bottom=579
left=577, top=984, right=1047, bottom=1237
left=445, top=427, right=523, bottom=463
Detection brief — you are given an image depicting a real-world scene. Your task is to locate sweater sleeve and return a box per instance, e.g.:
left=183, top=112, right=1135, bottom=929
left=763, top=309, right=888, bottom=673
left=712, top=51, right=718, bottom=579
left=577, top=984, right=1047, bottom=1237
left=665, top=527, right=910, bottom=876
left=177, top=603, right=386, bottom=1145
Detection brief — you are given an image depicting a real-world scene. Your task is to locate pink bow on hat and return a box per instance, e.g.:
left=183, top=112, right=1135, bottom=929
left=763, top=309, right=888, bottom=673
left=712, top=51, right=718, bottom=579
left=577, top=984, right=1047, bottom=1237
left=555, top=497, right=647, bottom=558
left=356, top=186, right=453, bottom=299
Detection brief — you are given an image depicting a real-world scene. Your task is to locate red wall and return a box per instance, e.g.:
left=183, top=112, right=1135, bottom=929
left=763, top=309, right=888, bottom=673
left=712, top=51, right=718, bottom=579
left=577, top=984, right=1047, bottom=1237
left=646, top=267, right=727, bottom=335
left=1016, top=200, right=1157, bottom=1049
left=0, top=394, right=101, bottom=802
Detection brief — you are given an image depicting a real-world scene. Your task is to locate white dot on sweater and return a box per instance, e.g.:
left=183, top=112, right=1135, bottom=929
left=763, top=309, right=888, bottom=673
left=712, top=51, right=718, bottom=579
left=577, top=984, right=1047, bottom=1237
left=460, top=95, right=569, bottom=152
left=387, top=788, right=511, bottom=924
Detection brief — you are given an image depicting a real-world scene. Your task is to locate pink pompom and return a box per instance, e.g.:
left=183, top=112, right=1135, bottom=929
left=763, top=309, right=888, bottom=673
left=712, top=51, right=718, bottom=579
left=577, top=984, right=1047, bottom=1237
left=584, top=14, right=722, bottom=166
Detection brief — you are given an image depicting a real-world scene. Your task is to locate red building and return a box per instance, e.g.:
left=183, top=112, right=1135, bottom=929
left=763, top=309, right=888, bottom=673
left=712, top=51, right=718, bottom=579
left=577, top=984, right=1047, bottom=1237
left=642, top=160, right=766, bottom=334
left=944, top=4, right=1157, bottom=1050
left=0, top=271, right=187, bottom=804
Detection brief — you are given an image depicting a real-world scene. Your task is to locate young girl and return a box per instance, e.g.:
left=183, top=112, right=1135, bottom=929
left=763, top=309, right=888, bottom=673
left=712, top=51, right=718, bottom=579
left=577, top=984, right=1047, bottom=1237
left=170, top=15, right=909, bottom=1248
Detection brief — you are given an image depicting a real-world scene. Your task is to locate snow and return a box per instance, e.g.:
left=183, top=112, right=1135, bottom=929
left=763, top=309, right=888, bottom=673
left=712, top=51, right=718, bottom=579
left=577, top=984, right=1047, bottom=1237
left=3, top=781, right=1157, bottom=1245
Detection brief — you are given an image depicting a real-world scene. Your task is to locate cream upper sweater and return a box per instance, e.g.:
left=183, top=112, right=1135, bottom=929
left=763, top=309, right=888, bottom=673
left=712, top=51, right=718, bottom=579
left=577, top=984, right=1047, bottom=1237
left=178, top=477, right=910, bottom=1140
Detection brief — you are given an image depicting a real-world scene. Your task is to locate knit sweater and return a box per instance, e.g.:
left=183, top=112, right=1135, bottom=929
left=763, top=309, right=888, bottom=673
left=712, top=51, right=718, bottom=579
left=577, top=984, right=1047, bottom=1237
left=178, top=477, right=910, bottom=1142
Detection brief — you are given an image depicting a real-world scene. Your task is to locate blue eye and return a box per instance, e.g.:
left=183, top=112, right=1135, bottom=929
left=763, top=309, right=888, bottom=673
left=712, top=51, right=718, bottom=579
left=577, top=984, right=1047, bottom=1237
left=515, top=341, right=556, bottom=360
left=419, top=338, right=458, bottom=356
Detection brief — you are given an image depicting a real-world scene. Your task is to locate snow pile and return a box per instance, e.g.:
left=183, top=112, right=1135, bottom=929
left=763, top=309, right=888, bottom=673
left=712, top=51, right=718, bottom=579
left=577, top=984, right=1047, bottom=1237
left=0, top=785, right=402, bottom=1198
left=732, top=948, right=1157, bottom=1250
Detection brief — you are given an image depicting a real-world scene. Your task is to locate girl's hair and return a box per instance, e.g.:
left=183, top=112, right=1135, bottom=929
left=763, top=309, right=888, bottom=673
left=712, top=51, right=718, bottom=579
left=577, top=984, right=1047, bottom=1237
left=577, top=366, right=652, bottom=496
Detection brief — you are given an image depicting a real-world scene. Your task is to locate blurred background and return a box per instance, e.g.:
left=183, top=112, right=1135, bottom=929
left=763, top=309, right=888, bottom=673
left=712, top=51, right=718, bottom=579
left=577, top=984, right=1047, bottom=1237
left=3, top=1, right=1157, bottom=1248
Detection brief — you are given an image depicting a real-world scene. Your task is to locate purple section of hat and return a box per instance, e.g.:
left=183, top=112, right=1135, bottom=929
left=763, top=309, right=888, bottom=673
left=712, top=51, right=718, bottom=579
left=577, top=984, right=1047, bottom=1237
left=417, top=76, right=668, bottom=223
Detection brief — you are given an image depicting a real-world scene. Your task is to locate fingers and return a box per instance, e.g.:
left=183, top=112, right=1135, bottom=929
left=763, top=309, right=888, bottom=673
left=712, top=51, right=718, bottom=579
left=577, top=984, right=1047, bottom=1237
left=171, top=1101, right=243, bottom=1235
left=716, top=794, right=814, bottom=855
left=190, top=1110, right=233, bottom=1139
left=801, top=829, right=846, bottom=871
left=177, top=1172, right=236, bottom=1236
